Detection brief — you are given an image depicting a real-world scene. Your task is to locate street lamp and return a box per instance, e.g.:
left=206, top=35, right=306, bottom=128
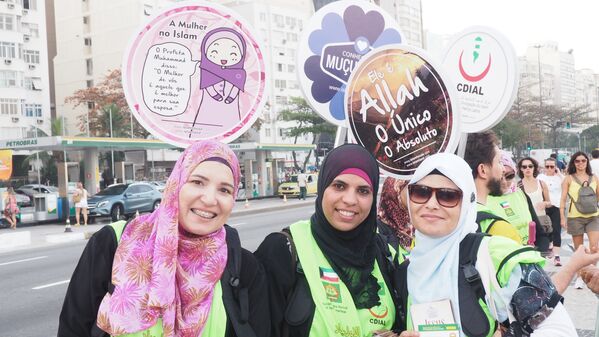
left=533, top=44, right=543, bottom=142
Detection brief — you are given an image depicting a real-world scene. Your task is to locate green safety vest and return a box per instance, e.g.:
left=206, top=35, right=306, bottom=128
left=405, top=235, right=544, bottom=337
left=486, top=191, right=532, bottom=244
left=289, top=221, right=396, bottom=337
left=109, top=221, right=227, bottom=337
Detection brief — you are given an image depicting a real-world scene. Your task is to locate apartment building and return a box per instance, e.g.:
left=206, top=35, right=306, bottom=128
left=0, top=0, right=51, bottom=140
left=53, top=0, right=175, bottom=136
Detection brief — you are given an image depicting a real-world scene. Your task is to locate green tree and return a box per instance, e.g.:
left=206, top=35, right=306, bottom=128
left=492, top=118, right=528, bottom=157
left=278, top=97, right=336, bottom=170
left=65, top=69, right=149, bottom=138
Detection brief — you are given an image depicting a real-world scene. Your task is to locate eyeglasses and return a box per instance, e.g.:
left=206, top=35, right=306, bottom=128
left=521, top=164, right=534, bottom=169
left=504, top=173, right=516, bottom=180
left=408, top=184, right=463, bottom=208
left=575, top=159, right=587, bottom=164
left=545, top=165, right=555, bottom=169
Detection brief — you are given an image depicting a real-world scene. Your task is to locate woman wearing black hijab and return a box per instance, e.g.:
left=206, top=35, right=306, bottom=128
left=255, top=144, right=404, bottom=337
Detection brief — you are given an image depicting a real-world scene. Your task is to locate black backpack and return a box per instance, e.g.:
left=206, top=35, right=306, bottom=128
left=104, top=222, right=256, bottom=337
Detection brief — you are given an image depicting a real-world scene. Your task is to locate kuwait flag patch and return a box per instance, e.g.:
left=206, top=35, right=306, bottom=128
left=319, top=267, right=339, bottom=282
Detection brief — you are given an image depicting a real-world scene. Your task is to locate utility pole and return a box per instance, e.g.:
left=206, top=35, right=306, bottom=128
left=109, top=106, right=115, bottom=179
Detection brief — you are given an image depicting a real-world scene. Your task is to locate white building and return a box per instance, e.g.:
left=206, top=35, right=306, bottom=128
left=222, top=0, right=314, bottom=162
left=0, top=0, right=51, bottom=139
left=517, top=54, right=556, bottom=106
left=53, top=0, right=176, bottom=136
left=576, top=68, right=599, bottom=124
left=377, top=0, right=422, bottom=47
left=523, top=42, right=576, bottom=108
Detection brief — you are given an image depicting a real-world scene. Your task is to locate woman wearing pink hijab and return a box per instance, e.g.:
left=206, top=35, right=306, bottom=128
left=58, top=140, right=269, bottom=337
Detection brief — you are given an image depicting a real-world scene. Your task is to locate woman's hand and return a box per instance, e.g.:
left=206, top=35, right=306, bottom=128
left=371, top=330, right=419, bottom=337
left=570, top=245, right=599, bottom=272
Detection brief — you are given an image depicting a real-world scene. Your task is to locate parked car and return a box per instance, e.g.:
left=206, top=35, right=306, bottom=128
left=148, top=181, right=166, bottom=192
left=277, top=173, right=318, bottom=198
left=16, top=184, right=59, bottom=204
left=87, top=182, right=162, bottom=222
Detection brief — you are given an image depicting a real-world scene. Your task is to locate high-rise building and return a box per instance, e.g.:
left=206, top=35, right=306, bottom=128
left=0, top=0, right=51, bottom=139
left=576, top=68, right=599, bottom=123
left=376, top=0, right=422, bottom=47
left=221, top=0, right=314, bottom=159
left=524, top=42, right=576, bottom=108
left=53, top=0, right=175, bottom=136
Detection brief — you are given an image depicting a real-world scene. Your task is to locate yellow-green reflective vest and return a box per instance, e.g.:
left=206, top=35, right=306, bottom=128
left=108, top=221, right=227, bottom=337
left=486, top=191, right=532, bottom=244
left=289, top=220, right=396, bottom=337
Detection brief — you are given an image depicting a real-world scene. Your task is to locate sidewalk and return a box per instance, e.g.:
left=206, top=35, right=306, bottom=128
left=0, top=195, right=315, bottom=253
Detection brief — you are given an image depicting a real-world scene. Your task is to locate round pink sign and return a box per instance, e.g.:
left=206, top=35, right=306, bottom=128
left=123, top=2, right=267, bottom=147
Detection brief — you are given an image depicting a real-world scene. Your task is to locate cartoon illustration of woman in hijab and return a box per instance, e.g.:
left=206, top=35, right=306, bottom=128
left=190, top=28, right=247, bottom=138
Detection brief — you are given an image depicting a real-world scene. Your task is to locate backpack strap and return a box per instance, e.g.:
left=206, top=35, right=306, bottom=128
left=374, top=233, right=406, bottom=331
left=475, top=211, right=507, bottom=233
left=280, top=227, right=313, bottom=337
left=220, top=225, right=258, bottom=337
left=458, top=232, right=496, bottom=337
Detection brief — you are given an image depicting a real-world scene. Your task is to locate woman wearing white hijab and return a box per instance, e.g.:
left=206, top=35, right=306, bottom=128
left=399, top=153, right=575, bottom=337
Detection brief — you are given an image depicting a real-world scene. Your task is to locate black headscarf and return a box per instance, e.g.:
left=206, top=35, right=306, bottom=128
left=311, top=143, right=381, bottom=309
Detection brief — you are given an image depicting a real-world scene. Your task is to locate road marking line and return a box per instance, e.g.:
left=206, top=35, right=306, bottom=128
left=0, top=255, right=48, bottom=266
left=230, top=222, right=246, bottom=227
left=32, top=279, right=70, bottom=290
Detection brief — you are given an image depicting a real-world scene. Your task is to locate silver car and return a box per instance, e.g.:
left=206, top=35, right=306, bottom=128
left=87, top=183, right=162, bottom=222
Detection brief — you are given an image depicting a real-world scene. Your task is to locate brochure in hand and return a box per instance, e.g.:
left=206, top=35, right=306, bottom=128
left=410, top=299, right=459, bottom=337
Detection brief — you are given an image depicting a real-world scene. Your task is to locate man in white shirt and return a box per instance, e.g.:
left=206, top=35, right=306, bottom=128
left=297, top=170, right=308, bottom=200
left=590, top=149, right=599, bottom=177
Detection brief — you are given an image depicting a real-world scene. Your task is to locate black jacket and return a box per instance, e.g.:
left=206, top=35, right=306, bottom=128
left=57, top=225, right=269, bottom=337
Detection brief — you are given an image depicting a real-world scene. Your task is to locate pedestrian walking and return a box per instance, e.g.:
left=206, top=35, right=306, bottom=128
left=58, top=140, right=269, bottom=337
left=3, top=186, right=19, bottom=230
left=396, top=153, right=576, bottom=336
left=517, top=157, right=552, bottom=254
left=560, top=151, right=599, bottom=289
left=538, top=157, right=565, bottom=265
left=297, top=169, right=308, bottom=200
left=255, top=144, right=404, bottom=337
left=590, top=149, right=599, bottom=178
left=73, top=181, right=88, bottom=226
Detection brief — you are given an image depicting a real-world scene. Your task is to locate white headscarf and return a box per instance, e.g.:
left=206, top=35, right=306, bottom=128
left=407, top=153, right=478, bottom=333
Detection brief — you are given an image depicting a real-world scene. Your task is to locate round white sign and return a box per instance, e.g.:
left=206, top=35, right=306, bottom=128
left=122, top=1, right=267, bottom=147
left=441, top=26, right=519, bottom=133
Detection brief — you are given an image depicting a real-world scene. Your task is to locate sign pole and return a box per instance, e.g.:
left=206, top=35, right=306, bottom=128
left=333, top=126, right=347, bottom=148
left=457, top=133, right=469, bottom=158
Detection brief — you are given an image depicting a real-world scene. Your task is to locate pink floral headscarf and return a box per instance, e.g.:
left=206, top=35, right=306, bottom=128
left=500, top=150, right=518, bottom=194
left=97, top=140, right=240, bottom=336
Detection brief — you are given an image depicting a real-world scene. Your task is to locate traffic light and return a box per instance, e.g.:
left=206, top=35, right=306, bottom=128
left=526, top=142, right=532, bottom=151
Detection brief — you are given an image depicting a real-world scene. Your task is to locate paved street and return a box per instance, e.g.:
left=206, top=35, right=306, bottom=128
left=0, top=199, right=314, bottom=337
left=0, top=196, right=597, bottom=336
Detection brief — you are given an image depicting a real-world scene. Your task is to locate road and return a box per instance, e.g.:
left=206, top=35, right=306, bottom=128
left=0, top=205, right=313, bottom=337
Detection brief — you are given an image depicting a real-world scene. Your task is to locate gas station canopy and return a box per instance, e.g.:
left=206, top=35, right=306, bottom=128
left=0, top=136, right=178, bottom=152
